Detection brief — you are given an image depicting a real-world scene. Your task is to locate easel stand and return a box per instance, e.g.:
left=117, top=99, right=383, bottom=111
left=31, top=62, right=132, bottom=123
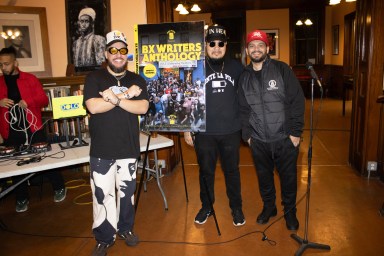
left=135, top=131, right=189, bottom=211
left=291, top=78, right=330, bottom=255
left=58, top=117, right=88, bottom=150
left=192, top=132, right=221, bottom=236
left=177, top=133, right=189, bottom=202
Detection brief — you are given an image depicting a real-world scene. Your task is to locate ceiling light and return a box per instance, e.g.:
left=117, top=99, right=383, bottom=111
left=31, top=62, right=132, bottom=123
left=179, top=7, right=189, bottom=15
left=345, top=0, right=356, bottom=2
left=304, top=19, right=313, bottom=26
left=191, top=4, right=201, bottom=12
left=296, top=20, right=303, bottom=26
left=175, top=4, right=184, bottom=11
left=329, top=0, right=341, bottom=5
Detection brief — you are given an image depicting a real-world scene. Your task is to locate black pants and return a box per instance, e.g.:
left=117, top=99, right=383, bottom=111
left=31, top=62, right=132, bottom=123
left=14, top=170, right=65, bottom=201
left=250, top=137, right=299, bottom=212
left=194, top=131, right=242, bottom=211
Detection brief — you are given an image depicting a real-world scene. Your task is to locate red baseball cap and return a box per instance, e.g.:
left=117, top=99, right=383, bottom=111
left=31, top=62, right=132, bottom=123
left=246, top=30, right=268, bottom=46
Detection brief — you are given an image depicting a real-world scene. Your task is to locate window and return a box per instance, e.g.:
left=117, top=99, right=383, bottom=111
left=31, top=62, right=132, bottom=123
left=292, top=11, right=321, bottom=65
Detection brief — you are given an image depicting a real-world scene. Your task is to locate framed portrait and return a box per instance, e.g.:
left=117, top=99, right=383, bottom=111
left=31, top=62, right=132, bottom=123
left=65, top=0, right=111, bottom=74
left=261, top=29, right=279, bottom=59
left=332, top=25, right=339, bottom=55
left=0, top=6, right=52, bottom=77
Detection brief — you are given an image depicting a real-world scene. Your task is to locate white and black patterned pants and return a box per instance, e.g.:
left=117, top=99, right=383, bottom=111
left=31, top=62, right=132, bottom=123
left=90, top=156, right=137, bottom=244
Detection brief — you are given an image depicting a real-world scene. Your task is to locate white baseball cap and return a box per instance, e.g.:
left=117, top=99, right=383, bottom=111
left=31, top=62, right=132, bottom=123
left=106, top=30, right=127, bottom=47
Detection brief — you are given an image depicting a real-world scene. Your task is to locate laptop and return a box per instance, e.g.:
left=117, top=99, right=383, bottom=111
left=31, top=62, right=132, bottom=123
left=51, top=95, right=87, bottom=119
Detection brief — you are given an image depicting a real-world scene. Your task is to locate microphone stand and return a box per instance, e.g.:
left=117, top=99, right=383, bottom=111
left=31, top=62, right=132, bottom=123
left=291, top=78, right=330, bottom=255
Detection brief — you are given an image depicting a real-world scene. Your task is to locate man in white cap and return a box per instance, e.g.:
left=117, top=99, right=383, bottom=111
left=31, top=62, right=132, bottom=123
left=72, top=7, right=106, bottom=71
left=83, top=30, right=149, bottom=256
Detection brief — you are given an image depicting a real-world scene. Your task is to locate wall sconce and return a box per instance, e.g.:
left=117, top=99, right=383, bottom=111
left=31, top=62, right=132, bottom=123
left=175, top=2, right=201, bottom=15
left=0, top=29, right=20, bottom=40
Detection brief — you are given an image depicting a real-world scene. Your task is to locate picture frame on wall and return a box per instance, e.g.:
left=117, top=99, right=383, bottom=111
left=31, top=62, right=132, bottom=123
left=65, top=0, right=111, bottom=74
left=261, top=29, right=279, bottom=59
left=0, top=6, right=52, bottom=78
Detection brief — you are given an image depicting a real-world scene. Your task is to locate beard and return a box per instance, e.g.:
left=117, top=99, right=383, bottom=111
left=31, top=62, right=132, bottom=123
left=249, top=50, right=268, bottom=63
left=208, top=56, right=224, bottom=65
left=3, top=68, right=15, bottom=76
left=107, top=61, right=127, bottom=74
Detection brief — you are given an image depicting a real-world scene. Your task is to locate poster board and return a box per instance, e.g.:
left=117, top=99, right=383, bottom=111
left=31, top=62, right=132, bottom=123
left=135, top=21, right=206, bottom=133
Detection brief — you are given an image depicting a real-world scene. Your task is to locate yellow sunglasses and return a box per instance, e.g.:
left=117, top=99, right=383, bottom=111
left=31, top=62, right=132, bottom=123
left=108, top=47, right=128, bottom=55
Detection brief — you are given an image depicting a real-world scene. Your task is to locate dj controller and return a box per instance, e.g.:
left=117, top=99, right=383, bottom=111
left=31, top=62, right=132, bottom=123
left=0, top=142, right=51, bottom=159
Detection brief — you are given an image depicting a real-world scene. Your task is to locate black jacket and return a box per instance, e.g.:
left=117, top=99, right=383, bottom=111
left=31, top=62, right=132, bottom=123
left=238, top=56, right=305, bottom=143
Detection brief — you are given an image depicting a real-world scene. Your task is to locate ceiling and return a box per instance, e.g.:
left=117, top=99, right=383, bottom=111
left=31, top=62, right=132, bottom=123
left=171, top=0, right=329, bottom=13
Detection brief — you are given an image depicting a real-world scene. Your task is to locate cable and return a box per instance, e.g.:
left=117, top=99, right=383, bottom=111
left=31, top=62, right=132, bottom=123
left=2, top=227, right=270, bottom=246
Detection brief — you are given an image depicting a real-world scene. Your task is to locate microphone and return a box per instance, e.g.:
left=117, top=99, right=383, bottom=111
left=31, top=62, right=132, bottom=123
left=306, top=61, right=322, bottom=88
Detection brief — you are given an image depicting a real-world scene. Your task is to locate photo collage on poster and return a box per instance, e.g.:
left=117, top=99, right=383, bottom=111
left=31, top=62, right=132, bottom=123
left=135, top=21, right=206, bottom=133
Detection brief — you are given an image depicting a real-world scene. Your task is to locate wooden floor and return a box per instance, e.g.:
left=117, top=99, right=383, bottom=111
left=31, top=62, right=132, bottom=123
left=1, top=98, right=384, bottom=256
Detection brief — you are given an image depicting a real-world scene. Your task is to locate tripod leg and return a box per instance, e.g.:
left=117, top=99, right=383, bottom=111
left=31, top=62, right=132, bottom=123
left=191, top=132, right=220, bottom=235
left=202, top=176, right=221, bottom=236
left=178, top=133, right=189, bottom=202
left=291, top=233, right=331, bottom=256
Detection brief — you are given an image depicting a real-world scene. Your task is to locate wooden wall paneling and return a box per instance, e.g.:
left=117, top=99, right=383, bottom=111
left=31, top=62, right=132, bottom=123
left=372, top=0, right=384, bottom=180
left=350, top=0, right=371, bottom=175
left=146, top=0, right=172, bottom=24
left=350, top=0, right=384, bottom=177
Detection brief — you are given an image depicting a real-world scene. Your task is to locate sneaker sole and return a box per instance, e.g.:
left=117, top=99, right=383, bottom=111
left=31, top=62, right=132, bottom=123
left=16, top=207, right=28, bottom=213
left=233, top=220, right=246, bottom=226
left=194, top=214, right=212, bottom=225
left=194, top=218, right=208, bottom=225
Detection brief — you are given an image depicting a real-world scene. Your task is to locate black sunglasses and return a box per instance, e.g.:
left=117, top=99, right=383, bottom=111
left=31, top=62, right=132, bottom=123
left=208, top=41, right=225, bottom=48
left=108, top=47, right=128, bottom=55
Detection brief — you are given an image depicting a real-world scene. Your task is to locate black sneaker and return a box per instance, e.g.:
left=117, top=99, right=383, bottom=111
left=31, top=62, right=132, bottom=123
left=16, top=199, right=29, bottom=213
left=194, top=208, right=213, bottom=224
left=232, top=208, right=246, bottom=226
left=118, top=231, right=139, bottom=246
left=91, top=241, right=113, bottom=256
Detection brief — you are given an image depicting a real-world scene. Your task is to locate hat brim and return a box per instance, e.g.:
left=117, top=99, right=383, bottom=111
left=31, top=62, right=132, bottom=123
left=106, top=40, right=127, bottom=47
left=205, top=35, right=227, bottom=42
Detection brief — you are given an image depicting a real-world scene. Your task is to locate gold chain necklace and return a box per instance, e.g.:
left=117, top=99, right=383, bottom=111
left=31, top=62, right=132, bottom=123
left=207, top=60, right=225, bottom=73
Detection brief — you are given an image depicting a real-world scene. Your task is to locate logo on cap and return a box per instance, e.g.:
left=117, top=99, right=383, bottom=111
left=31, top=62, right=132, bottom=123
left=106, top=30, right=127, bottom=46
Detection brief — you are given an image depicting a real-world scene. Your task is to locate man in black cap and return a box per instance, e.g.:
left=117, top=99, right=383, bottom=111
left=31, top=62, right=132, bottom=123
left=184, top=25, right=245, bottom=226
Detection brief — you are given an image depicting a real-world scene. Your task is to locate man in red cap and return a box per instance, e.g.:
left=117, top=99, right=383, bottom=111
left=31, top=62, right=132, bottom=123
left=238, top=30, right=305, bottom=231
